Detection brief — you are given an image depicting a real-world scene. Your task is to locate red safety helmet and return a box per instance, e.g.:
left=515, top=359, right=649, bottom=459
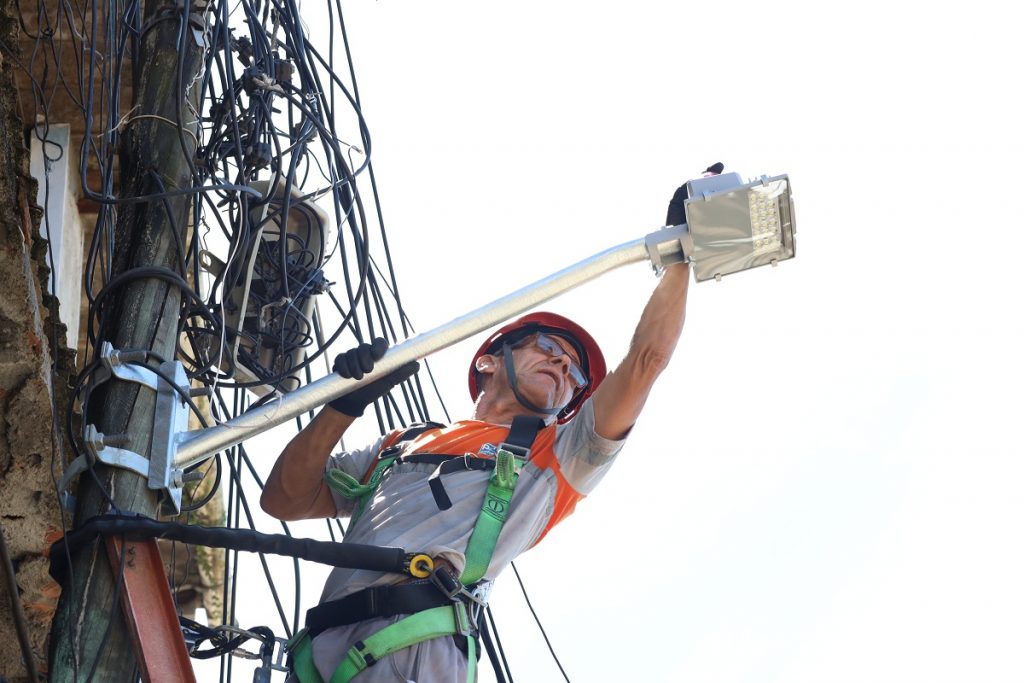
left=468, top=312, right=607, bottom=423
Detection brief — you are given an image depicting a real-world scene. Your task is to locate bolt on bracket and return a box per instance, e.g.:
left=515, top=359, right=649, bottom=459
left=61, top=346, right=195, bottom=515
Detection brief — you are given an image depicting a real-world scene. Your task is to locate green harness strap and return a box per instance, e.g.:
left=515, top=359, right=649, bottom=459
left=319, top=448, right=518, bottom=683
left=325, top=456, right=397, bottom=525
left=307, top=417, right=543, bottom=683
left=325, top=422, right=446, bottom=525
left=459, top=445, right=523, bottom=585
left=288, top=605, right=478, bottom=683
left=460, top=415, right=543, bottom=584
left=286, top=629, right=321, bottom=683
left=330, top=604, right=476, bottom=683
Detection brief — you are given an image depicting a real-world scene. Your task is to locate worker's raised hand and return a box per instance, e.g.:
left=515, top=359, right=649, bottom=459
left=666, top=162, right=725, bottom=226
left=328, top=338, right=419, bottom=417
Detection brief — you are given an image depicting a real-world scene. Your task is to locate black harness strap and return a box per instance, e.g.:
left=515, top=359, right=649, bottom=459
left=306, top=583, right=455, bottom=638
left=302, top=417, right=548, bottom=672
left=504, top=415, right=546, bottom=455
left=502, top=341, right=559, bottom=416
left=399, top=421, right=448, bottom=441
left=393, top=416, right=547, bottom=511
left=373, top=422, right=447, bottom=459
left=395, top=453, right=480, bottom=467
left=426, top=458, right=494, bottom=510
left=305, top=582, right=483, bottom=661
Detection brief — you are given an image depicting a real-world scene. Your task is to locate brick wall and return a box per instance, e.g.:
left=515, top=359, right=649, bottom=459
left=0, top=2, right=75, bottom=678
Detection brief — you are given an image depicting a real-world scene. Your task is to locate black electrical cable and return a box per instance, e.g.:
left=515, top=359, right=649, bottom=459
left=486, top=606, right=516, bottom=682
left=222, top=443, right=239, bottom=683
left=479, top=609, right=510, bottom=683
left=18, top=0, right=459, bottom=679
left=121, top=358, right=210, bottom=427
left=511, top=562, right=572, bottom=683
left=0, top=523, right=42, bottom=682
left=218, top=448, right=293, bottom=638
left=235, top=441, right=303, bottom=633
left=49, top=515, right=412, bottom=583
left=62, top=360, right=119, bottom=512
left=180, top=454, right=222, bottom=513
left=180, top=616, right=249, bottom=659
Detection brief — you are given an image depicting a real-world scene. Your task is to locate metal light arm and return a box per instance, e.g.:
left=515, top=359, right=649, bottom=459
left=173, top=226, right=690, bottom=470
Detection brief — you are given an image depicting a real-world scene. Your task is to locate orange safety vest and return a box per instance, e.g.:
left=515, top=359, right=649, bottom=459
left=360, top=420, right=585, bottom=545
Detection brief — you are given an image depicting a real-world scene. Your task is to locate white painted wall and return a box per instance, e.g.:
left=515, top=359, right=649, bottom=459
left=29, top=122, right=83, bottom=349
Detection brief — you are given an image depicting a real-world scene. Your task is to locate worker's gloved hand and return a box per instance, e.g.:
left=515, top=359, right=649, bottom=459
left=666, top=162, right=725, bottom=226
left=328, top=338, right=419, bottom=417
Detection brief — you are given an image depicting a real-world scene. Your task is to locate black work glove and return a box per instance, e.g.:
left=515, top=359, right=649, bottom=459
left=666, top=162, right=725, bottom=226
left=327, top=338, right=419, bottom=417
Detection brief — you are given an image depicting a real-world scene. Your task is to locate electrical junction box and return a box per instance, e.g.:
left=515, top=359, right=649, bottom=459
left=201, top=179, right=329, bottom=395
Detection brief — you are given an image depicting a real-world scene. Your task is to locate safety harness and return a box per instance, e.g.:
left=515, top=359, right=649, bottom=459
left=288, top=415, right=545, bottom=683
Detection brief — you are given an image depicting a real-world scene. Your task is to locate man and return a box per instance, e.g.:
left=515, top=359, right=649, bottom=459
left=261, top=170, right=711, bottom=682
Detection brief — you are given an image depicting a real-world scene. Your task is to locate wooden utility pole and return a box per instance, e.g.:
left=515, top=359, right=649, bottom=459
left=48, top=1, right=207, bottom=679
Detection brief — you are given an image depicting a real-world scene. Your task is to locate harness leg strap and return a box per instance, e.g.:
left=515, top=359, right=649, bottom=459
left=286, top=629, right=325, bottom=683
left=330, top=604, right=474, bottom=683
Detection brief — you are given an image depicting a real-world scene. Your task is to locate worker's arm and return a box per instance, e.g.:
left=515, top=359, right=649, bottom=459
left=589, top=166, right=723, bottom=440
left=260, top=339, right=419, bottom=521
left=590, top=260, right=690, bottom=440
left=260, top=407, right=355, bottom=521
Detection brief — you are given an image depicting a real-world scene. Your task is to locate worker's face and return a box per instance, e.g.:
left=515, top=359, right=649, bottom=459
left=506, top=333, right=584, bottom=410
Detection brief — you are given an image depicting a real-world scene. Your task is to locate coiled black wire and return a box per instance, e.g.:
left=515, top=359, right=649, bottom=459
left=3, top=0, right=570, bottom=679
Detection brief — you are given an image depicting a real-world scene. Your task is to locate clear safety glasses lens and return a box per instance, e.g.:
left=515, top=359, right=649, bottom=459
left=533, top=334, right=588, bottom=388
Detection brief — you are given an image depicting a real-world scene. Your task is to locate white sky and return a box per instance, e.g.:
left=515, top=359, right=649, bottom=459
left=200, top=1, right=1024, bottom=681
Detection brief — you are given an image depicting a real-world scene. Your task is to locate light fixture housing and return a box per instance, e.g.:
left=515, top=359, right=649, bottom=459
left=682, top=173, right=796, bottom=282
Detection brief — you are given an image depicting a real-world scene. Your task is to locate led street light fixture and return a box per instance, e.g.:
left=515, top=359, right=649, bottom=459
left=176, top=172, right=798, bottom=468
left=682, top=173, right=796, bottom=282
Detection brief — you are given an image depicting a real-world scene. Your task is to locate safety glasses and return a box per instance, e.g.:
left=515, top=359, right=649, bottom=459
left=516, top=333, right=588, bottom=389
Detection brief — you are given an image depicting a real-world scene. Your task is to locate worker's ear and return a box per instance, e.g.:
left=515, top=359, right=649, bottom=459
left=475, top=354, right=498, bottom=375
left=474, top=354, right=500, bottom=394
